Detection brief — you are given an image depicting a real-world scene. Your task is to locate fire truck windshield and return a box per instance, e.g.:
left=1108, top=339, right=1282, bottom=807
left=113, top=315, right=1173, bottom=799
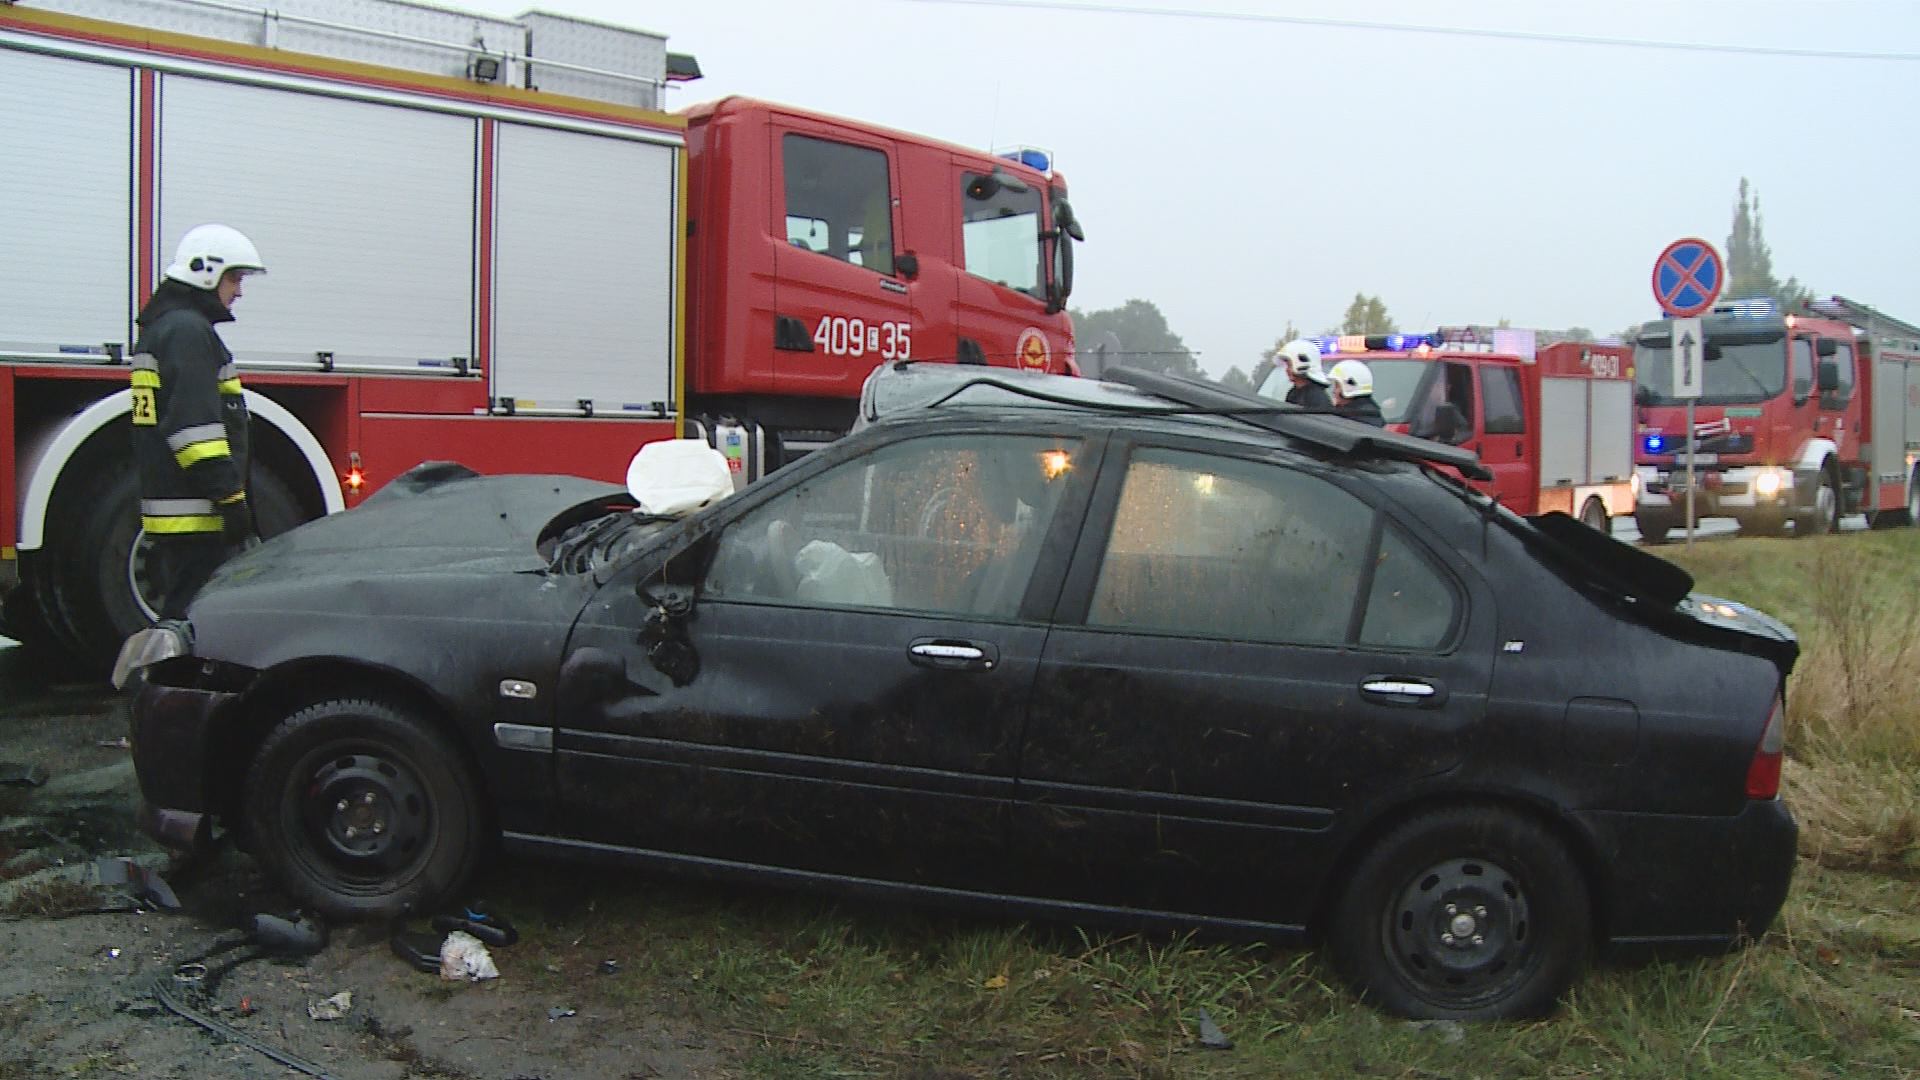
left=1633, top=337, right=1786, bottom=405
left=1365, top=360, right=1435, bottom=424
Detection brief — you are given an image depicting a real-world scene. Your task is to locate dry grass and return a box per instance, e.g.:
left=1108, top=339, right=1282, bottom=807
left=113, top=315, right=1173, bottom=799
left=1663, top=530, right=1920, bottom=877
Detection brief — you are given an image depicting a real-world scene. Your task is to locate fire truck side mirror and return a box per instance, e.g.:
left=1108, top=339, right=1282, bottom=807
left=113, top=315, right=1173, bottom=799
left=896, top=253, right=919, bottom=280
left=1816, top=360, right=1841, bottom=392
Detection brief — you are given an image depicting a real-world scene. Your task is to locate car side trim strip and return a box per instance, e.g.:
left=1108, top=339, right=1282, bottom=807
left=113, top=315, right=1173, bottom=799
left=501, top=831, right=1311, bottom=940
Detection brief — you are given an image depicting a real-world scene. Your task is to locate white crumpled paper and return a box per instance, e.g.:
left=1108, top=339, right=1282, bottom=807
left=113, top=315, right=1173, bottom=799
left=439, top=930, right=500, bottom=982
left=307, top=990, right=353, bottom=1021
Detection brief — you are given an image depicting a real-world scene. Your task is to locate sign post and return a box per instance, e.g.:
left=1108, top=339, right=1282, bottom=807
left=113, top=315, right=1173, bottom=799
left=1651, top=239, right=1725, bottom=549
left=1670, top=316, right=1704, bottom=548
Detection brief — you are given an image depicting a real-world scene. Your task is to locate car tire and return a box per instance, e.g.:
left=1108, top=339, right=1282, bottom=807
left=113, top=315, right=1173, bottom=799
left=1328, top=806, right=1591, bottom=1021
left=243, top=697, right=485, bottom=921
left=1577, top=497, right=1609, bottom=534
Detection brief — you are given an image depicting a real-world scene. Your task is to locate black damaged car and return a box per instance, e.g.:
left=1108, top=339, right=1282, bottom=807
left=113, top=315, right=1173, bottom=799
left=118, top=363, right=1799, bottom=1021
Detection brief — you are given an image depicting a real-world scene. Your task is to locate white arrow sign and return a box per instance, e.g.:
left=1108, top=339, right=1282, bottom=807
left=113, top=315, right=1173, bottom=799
left=1670, top=317, right=1703, bottom=400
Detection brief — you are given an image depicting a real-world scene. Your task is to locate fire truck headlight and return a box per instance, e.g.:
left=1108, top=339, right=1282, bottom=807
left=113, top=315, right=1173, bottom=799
left=1754, top=469, right=1784, bottom=498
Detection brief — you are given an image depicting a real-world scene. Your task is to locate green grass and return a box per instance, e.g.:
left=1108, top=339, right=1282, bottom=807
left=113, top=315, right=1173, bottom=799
left=462, top=528, right=1920, bottom=1078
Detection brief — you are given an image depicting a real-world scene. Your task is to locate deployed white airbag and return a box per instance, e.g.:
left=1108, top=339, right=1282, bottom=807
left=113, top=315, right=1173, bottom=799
left=624, top=439, right=735, bottom=516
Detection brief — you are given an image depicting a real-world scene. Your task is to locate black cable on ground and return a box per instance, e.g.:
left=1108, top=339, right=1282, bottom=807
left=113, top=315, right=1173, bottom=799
left=150, top=968, right=341, bottom=1080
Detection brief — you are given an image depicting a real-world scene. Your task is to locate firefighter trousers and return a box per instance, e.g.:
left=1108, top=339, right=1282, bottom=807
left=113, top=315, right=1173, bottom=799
left=149, top=535, right=236, bottom=620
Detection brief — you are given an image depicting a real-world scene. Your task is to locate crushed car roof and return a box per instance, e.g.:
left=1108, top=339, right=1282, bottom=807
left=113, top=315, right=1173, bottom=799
left=856, top=361, right=1494, bottom=481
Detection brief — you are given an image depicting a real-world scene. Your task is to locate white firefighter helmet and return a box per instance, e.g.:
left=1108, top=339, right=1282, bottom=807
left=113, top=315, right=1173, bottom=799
left=1278, top=338, right=1329, bottom=385
left=164, top=224, right=266, bottom=291
left=1328, top=359, right=1375, bottom=398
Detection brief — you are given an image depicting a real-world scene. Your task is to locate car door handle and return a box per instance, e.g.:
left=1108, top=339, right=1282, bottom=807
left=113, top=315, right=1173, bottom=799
left=908, top=638, right=998, bottom=672
left=1361, top=677, right=1446, bottom=706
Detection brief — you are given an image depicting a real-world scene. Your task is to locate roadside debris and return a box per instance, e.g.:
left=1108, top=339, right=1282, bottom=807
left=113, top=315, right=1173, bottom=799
left=598, top=959, right=620, bottom=975
left=93, top=854, right=180, bottom=910
left=440, top=930, right=499, bottom=982
left=547, top=1006, right=577, bottom=1021
left=249, top=912, right=328, bottom=956
left=307, top=990, right=354, bottom=1021
left=1195, top=1007, right=1233, bottom=1051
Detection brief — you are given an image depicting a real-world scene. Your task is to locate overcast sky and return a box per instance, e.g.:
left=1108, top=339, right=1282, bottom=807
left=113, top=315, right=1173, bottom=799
left=468, top=0, right=1920, bottom=377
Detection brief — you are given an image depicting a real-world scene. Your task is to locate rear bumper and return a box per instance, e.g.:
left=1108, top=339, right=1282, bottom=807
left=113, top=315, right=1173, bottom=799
left=129, top=671, right=238, bottom=849
left=1584, top=798, right=1798, bottom=956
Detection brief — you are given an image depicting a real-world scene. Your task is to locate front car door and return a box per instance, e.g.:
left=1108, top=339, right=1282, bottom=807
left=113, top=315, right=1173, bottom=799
left=1011, top=437, right=1495, bottom=929
left=550, top=426, right=1097, bottom=893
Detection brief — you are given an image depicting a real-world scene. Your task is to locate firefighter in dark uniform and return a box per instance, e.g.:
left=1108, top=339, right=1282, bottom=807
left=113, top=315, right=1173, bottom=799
left=1276, top=338, right=1333, bottom=409
left=1328, top=358, right=1386, bottom=427
left=130, top=224, right=266, bottom=618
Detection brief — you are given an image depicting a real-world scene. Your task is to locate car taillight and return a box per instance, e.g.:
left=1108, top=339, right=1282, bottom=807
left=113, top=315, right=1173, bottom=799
left=1745, top=694, right=1786, bottom=799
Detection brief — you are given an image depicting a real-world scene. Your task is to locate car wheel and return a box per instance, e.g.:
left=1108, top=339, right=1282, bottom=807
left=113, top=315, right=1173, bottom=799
left=1577, top=497, right=1609, bottom=534
left=244, top=697, right=484, bottom=921
left=1329, top=806, right=1590, bottom=1021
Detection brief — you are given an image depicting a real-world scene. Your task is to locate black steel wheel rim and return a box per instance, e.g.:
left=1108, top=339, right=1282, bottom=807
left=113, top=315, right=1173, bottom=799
left=1383, top=856, right=1535, bottom=1007
left=288, top=745, right=435, bottom=894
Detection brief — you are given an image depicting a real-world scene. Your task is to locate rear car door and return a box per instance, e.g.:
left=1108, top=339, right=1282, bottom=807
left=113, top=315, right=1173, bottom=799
left=552, top=427, right=1096, bottom=893
left=1011, top=438, right=1495, bottom=928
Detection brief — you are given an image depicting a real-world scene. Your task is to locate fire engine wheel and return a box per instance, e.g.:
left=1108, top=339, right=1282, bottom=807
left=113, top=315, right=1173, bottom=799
left=46, top=462, right=305, bottom=673
left=1633, top=513, right=1672, bottom=545
left=1795, top=471, right=1840, bottom=537
left=1577, top=497, right=1609, bottom=534
left=1908, top=473, right=1920, bottom=527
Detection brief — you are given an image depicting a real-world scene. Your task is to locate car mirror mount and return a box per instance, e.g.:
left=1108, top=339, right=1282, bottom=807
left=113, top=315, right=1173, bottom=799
left=636, top=580, right=700, bottom=686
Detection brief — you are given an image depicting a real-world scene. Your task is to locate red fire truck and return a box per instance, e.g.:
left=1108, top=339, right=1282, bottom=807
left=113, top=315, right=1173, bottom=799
left=1261, top=329, right=1636, bottom=530
left=1631, top=297, right=1920, bottom=543
left=0, top=0, right=1084, bottom=665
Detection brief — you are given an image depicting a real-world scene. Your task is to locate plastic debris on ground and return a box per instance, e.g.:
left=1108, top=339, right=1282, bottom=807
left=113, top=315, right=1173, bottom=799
left=1195, top=1007, right=1233, bottom=1050
left=307, top=990, right=353, bottom=1021
left=440, top=930, right=500, bottom=981
left=548, top=1006, right=577, bottom=1021
left=90, top=855, right=180, bottom=910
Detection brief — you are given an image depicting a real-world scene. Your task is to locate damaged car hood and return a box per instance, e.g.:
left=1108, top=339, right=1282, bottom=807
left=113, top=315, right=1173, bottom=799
left=182, top=472, right=626, bottom=668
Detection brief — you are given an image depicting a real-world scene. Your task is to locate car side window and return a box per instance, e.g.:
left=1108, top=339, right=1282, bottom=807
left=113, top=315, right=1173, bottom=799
left=1086, top=449, right=1376, bottom=646
left=1482, top=366, right=1525, bottom=434
left=1359, top=526, right=1457, bottom=649
left=783, top=134, right=893, bottom=275
left=704, top=435, right=1079, bottom=618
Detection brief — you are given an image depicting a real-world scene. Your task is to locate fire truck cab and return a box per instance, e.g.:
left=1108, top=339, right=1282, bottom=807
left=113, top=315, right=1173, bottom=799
left=1262, top=329, right=1635, bottom=530
left=1631, top=297, right=1920, bottom=542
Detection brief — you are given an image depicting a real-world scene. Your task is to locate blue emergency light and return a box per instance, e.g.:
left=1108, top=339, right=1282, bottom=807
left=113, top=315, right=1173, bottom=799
left=1713, top=298, right=1780, bottom=318
left=1643, top=434, right=1667, bottom=454
left=998, top=148, right=1051, bottom=172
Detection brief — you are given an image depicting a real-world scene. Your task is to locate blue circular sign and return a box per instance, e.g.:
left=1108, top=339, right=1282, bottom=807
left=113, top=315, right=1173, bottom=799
left=1652, top=238, right=1725, bottom=318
